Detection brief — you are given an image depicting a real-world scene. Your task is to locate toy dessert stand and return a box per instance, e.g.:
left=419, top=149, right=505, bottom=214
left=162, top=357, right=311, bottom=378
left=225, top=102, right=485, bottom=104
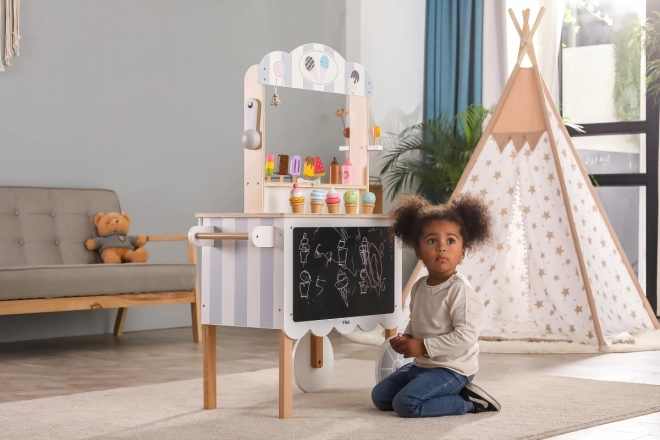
left=188, top=45, right=411, bottom=419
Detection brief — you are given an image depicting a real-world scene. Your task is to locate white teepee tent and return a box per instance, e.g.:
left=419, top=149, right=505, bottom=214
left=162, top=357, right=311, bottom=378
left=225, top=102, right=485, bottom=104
left=403, top=8, right=660, bottom=350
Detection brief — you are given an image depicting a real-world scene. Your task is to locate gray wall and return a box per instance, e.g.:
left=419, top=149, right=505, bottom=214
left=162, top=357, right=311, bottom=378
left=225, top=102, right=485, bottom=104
left=0, top=0, right=346, bottom=342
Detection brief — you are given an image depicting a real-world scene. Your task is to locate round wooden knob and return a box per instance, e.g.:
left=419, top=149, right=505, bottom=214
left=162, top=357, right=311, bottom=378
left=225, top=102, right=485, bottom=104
left=241, top=129, right=261, bottom=150
left=343, top=127, right=350, bottom=138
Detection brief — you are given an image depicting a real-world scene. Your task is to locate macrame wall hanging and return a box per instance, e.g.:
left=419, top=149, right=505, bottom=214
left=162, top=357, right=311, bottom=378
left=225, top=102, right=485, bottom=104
left=0, top=0, right=20, bottom=72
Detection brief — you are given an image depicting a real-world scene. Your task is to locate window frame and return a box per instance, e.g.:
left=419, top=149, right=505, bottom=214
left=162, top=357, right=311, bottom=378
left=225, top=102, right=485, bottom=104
left=561, top=0, right=660, bottom=316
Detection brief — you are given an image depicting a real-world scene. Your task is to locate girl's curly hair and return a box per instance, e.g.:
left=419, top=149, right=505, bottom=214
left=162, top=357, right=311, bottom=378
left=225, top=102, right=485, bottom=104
left=390, top=192, right=494, bottom=252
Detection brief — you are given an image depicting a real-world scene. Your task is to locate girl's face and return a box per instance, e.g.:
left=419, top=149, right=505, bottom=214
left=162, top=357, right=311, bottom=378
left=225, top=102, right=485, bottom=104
left=415, top=219, right=465, bottom=284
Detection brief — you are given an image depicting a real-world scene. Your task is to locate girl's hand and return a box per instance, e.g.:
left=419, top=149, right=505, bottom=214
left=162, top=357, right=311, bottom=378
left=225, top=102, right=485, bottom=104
left=389, top=333, right=409, bottom=352
left=396, top=337, right=427, bottom=358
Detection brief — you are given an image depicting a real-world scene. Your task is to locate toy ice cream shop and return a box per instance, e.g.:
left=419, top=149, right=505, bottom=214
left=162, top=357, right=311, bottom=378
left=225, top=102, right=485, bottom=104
left=188, top=44, right=405, bottom=419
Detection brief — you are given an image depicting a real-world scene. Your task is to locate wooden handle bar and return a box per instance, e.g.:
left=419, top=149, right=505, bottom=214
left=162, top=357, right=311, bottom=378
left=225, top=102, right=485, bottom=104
left=194, top=232, right=249, bottom=240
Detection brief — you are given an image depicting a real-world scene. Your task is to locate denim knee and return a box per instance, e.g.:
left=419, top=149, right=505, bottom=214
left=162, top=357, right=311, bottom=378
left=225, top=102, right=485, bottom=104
left=392, top=393, right=420, bottom=418
left=371, top=385, right=392, bottom=411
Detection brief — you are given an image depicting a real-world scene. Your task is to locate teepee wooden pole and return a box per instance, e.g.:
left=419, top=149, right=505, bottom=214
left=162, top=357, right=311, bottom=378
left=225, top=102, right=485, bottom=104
left=541, top=82, right=660, bottom=330
left=508, top=9, right=523, bottom=36
left=530, top=65, right=607, bottom=349
left=512, top=8, right=546, bottom=67
left=530, top=7, right=546, bottom=36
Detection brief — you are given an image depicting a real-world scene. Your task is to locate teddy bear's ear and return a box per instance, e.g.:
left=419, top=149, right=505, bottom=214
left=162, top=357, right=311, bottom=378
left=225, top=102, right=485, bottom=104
left=121, top=212, right=131, bottom=223
left=93, top=213, right=105, bottom=227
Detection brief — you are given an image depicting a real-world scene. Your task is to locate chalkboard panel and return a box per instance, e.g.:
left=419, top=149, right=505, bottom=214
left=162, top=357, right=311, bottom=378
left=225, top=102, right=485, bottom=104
left=292, top=227, right=395, bottom=322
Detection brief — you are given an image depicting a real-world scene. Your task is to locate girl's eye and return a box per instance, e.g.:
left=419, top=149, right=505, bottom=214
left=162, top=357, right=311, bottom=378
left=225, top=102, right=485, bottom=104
left=448, top=238, right=455, bottom=245
left=427, top=238, right=436, bottom=244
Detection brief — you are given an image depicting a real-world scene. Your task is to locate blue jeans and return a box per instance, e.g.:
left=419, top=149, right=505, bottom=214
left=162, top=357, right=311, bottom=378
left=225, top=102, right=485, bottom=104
left=371, top=363, right=474, bottom=417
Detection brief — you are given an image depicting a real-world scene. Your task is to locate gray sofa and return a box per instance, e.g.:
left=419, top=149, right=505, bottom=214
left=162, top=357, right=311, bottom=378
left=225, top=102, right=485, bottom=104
left=0, top=186, right=201, bottom=341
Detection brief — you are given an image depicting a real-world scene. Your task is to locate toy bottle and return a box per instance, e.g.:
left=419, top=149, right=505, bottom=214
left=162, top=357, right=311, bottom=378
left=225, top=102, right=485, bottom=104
left=341, top=157, right=354, bottom=185
left=329, top=157, right=341, bottom=184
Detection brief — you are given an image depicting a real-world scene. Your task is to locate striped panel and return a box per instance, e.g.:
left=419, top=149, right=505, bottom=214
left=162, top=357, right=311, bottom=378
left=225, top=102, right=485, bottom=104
left=204, top=217, right=278, bottom=329
left=246, top=217, right=261, bottom=327
left=220, top=217, right=235, bottom=326
left=234, top=218, right=248, bottom=326
left=271, top=218, right=284, bottom=329
left=258, top=218, right=274, bottom=328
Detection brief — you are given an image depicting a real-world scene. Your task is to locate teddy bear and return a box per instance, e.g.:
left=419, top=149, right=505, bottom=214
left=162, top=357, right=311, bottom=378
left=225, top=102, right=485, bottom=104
left=85, top=212, right=148, bottom=264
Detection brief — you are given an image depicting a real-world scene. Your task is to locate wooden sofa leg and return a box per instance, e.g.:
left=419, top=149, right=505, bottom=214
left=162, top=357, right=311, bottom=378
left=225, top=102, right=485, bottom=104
left=114, top=307, right=128, bottom=337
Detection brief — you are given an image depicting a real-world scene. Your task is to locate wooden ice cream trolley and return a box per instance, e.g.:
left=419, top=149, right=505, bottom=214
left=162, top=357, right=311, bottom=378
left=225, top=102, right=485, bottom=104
left=188, top=44, right=407, bottom=418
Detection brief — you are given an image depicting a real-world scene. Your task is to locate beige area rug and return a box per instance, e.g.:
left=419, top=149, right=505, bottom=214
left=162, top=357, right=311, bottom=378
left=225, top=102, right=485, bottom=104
left=345, top=327, right=660, bottom=353
left=3, top=360, right=660, bottom=440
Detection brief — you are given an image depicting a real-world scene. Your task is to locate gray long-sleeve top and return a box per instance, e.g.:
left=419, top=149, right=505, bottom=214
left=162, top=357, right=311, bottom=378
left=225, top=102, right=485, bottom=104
left=404, top=272, right=483, bottom=376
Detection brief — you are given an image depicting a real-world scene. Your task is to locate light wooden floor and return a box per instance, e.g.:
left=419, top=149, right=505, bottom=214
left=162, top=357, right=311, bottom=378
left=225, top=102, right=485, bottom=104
left=0, top=327, right=658, bottom=439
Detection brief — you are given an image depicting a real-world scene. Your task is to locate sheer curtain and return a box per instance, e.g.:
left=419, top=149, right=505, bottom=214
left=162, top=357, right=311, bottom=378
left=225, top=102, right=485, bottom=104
left=482, top=1, right=509, bottom=109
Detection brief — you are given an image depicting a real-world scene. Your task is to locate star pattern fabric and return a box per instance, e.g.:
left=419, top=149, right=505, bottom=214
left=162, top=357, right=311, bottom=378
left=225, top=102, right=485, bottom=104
left=454, top=97, right=655, bottom=345
left=546, top=98, right=654, bottom=339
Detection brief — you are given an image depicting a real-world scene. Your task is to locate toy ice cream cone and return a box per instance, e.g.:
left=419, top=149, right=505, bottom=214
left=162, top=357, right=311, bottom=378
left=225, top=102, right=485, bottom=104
left=343, top=190, right=359, bottom=214
left=310, top=189, right=325, bottom=214
left=361, top=191, right=376, bottom=214
left=325, top=188, right=341, bottom=214
left=289, top=183, right=305, bottom=214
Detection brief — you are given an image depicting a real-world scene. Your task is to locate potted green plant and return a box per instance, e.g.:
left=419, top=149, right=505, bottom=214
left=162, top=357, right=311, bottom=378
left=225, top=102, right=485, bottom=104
left=635, top=12, right=660, bottom=105
left=380, top=103, right=587, bottom=203
left=380, top=104, right=491, bottom=204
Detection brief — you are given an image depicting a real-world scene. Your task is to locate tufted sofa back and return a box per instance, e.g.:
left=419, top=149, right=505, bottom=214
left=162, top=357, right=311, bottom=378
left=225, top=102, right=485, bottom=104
left=0, top=187, right=121, bottom=267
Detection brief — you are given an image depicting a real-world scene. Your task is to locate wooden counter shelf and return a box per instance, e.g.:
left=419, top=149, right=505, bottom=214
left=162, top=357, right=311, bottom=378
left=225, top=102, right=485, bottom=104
left=264, top=182, right=368, bottom=190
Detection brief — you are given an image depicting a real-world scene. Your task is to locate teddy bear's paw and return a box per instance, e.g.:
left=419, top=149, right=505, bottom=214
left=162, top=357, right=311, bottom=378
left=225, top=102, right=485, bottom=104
left=135, top=235, right=147, bottom=247
left=85, top=239, right=96, bottom=250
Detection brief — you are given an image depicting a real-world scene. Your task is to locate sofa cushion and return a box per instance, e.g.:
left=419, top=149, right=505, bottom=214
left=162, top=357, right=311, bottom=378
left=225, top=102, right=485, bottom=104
left=0, top=187, right=121, bottom=267
left=0, top=264, right=196, bottom=301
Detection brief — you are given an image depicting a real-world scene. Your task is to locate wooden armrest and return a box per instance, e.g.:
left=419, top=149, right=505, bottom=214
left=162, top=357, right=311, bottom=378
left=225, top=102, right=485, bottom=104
left=145, top=235, right=187, bottom=242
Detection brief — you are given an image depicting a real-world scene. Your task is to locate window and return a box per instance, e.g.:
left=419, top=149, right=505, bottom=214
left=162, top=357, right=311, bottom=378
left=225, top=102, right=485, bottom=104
left=559, top=0, right=659, bottom=313
left=561, top=1, right=647, bottom=124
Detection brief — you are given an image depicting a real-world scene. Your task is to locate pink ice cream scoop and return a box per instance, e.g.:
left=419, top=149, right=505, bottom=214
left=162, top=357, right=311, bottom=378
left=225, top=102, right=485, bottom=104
left=325, top=188, right=341, bottom=205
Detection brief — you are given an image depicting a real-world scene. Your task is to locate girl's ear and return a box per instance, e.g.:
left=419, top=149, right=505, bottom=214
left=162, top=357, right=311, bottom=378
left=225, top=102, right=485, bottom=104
left=414, top=246, right=421, bottom=260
